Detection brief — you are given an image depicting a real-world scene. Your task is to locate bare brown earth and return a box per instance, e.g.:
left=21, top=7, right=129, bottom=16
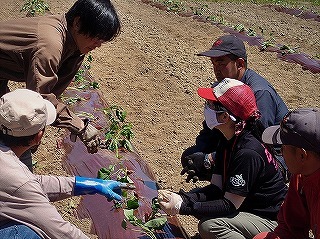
left=0, top=0, right=320, bottom=238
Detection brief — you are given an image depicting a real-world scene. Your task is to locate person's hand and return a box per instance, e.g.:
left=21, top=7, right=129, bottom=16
left=158, top=190, right=183, bottom=216
left=180, top=152, right=214, bottom=183
left=79, top=123, right=100, bottom=153
left=70, top=119, right=100, bottom=153
left=74, top=176, right=122, bottom=201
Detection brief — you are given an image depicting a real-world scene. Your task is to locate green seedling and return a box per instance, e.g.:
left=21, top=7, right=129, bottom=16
left=74, top=54, right=99, bottom=90
left=161, top=0, right=185, bottom=13
left=75, top=111, right=96, bottom=121
left=233, top=24, right=257, bottom=36
left=207, top=11, right=225, bottom=25
left=21, top=0, right=49, bottom=16
left=60, top=96, right=84, bottom=105
left=97, top=166, right=167, bottom=239
left=279, top=44, right=297, bottom=54
left=190, top=4, right=208, bottom=16
left=259, top=28, right=276, bottom=51
left=102, top=106, right=134, bottom=158
left=247, top=28, right=257, bottom=36
left=207, top=14, right=225, bottom=24
left=121, top=199, right=167, bottom=239
left=234, top=23, right=245, bottom=33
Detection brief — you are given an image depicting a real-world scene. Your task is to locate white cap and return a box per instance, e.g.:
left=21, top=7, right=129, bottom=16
left=0, top=89, right=56, bottom=137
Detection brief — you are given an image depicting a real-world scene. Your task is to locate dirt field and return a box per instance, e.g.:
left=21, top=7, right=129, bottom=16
left=0, top=0, right=319, bottom=238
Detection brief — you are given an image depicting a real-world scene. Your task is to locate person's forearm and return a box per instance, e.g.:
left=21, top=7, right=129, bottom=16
left=35, top=175, right=75, bottom=201
left=180, top=197, right=236, bottom=218
left=41, top=93, right=84, bottom=132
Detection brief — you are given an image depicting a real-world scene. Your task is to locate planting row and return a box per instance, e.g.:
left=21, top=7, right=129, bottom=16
left=140, top=0, right=320, bottom=74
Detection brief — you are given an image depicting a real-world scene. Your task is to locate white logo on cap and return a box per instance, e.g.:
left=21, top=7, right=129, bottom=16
left=230, top=174, right=246, bottom=187
left=214, top=78, right=244, bottom=98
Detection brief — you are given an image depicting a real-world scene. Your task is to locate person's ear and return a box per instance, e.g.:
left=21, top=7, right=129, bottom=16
left=72, top=16, right=81, bottom=31
left=33, top=129, right=45, bottom=145
left=219, top=112, right=230, bottom=123
left=235, top=58, right=245, bottom=69
left=297, top=147, right=307, bottom=162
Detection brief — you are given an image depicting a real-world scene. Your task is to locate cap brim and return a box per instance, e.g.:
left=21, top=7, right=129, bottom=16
left=262, top=125, right=282, bottom=145
left=197, top=88, right=219, bottom=101
left=44, top=99, right=56, bottom=125
left=197, top=49, right=230, bottom=57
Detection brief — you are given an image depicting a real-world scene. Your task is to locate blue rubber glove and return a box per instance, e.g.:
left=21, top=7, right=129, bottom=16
left=74, top=176, right=122, bottom=201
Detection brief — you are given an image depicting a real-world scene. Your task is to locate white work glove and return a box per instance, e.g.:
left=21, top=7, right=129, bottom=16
left=70, top=119, right=100, bottom=154
left=79, top=123, right=100, bottom=153
left=158, top=190, right=183, bottom=216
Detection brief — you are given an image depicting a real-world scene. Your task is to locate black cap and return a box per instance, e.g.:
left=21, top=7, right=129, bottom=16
left=197, top=35, right=247, bottom=60
left=262, top=108, right=320, bottom=153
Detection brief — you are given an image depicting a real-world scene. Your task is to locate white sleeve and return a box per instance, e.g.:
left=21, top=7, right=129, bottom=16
left=35, top=175, right=75, bottom=201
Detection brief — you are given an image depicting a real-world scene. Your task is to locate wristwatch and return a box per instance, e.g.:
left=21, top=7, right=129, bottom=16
left=204, top=152, right=216, bottom=170
left=204, top=154, right=212, bottom=169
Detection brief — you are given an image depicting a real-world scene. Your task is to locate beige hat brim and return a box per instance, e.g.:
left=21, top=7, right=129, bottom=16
left=43, top=99, right=56, bottom=125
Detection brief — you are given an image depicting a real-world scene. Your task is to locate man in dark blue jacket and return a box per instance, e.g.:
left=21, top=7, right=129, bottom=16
left=181, top=35, right=289, bottom=183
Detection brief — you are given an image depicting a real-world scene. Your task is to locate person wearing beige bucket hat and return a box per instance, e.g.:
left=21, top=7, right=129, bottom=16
left=254, top=108, right=320, bottom=239
left=158, top=78, right=287, bottom=239
left=0, top=89, right=129, bottom=239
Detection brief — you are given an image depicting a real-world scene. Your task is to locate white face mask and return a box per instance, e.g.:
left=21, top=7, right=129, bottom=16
left=204, top=104, right=223, bottom=130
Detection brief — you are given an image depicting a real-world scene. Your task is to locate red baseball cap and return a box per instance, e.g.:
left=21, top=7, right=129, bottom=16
left=197, top=78, right=257, bottom=121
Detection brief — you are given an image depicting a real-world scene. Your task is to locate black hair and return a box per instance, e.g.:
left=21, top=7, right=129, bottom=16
left=244, top=117, right=265, bottom=141
left=228, top=54, right=248, bottom=68
left=0, top=132, right=37, bottom=147
left=66, top=0, right=121, bottom=41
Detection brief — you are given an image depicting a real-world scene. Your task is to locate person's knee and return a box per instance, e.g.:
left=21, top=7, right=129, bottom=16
left=198, top=218, right=220, bottom=239
left=17, top=224, right=41, bottom=239
left=0, top=221, right=41, bottom=239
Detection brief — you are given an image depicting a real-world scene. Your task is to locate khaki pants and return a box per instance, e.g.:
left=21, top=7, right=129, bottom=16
left=198, top=212, right=277, bottom=239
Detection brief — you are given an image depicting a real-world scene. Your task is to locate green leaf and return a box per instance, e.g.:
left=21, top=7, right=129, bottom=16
left=144, top=217, right=167, bottom=230
left=126, top=197, right=139, bottom=209
left=90, top=81, right=100, bottom=89
left=97, top=167, right=112, bottom=180
left=123, top=139, right=133, bottom=151
left=122, top=190, right=128, bottom=198
left=123, top=209, right=135, bottom=221
left=121, top=219, right=127, bottom=230
left=151, top=198, right=160, bottom=211
left=87, top=54, right=93, bottom=63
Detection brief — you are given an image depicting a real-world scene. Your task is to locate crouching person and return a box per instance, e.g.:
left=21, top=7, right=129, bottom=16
left=254, top=108, right=320, bottom=239
left=0, top=89, right=124, bottom=239
left=158, top=78, right=288, bottom=239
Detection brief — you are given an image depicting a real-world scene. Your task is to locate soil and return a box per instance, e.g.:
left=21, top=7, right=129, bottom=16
left=0, top=0, right=319, bottom=238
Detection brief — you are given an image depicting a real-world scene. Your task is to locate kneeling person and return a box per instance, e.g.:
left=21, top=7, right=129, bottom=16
left=158, top=78, right=287, bottom=239
left=0, top=89, right=125, bottom=239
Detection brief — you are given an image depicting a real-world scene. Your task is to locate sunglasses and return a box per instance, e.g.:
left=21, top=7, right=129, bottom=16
left=205, top=101, right=227, bottom=112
